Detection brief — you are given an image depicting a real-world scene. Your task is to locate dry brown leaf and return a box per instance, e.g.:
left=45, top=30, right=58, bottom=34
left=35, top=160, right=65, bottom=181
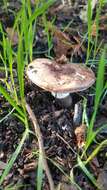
left=52, top=27, right=84, bottom=58
left=6, top=27, right=18, bottom=45
left=74, top=124, right=86, bottom=149
left=91, top=15, right=107, bottom=37
left=91, top=22, right=107, bottom=37
left=49, top=3, right=65, bottom=14
left=53, top=28, right=72, bottom=58
left=91, top=22, right=97, bottom=37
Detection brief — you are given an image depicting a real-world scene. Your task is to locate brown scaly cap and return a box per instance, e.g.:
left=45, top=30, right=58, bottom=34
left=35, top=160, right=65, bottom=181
left=26, top=58, right=95, bottom=93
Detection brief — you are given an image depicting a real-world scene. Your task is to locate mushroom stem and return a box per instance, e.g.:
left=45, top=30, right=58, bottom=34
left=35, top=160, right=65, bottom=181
left=51, top=92, right=72, bottom=108
left=59, top=95, right=72, bottom=108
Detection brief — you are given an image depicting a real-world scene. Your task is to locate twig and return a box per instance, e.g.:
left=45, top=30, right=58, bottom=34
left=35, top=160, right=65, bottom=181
left=56, top=133, right=77, bottom=155
left=26, top=103, right=55, bottom=190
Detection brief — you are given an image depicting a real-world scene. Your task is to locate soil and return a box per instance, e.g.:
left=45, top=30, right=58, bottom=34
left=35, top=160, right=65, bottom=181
left=0, top=1, right=107, bottom=190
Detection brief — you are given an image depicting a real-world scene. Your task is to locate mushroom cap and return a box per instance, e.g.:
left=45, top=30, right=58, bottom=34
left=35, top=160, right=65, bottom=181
left=26, top=58, right=95, bottom=93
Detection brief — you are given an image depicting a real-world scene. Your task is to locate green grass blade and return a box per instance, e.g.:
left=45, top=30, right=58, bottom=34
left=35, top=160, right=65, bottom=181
left=94, top=50, right=106, bottom=109
left=37, top=153, right=44, bottom=190
left=81, top=124, right=107, bottom=158
left=85, top=139, right=107, bottom=164
left=0, top=108, right=15, bottom=124
left=0, top=130, right=28, bottom=185
left=17, top=34, right=25, bottom=102
left=93, top=0, right=103, bottom=59
left=0, top=23, right=8, bottom=78
left=27, top=0, right=32, bottom=17
left=29, top=0, right=56, bottom=24
left=86, top=0, right=92, bottom=63
left=0, top=85, right=24, bottom=117
left=13, top=113, right=25, bottom=124
left=78, top=157, right=98, bottom=188
left=21, top=6, right=29, bottom=55
left=0, top=53, right=8, bottom=79
left=6, top=39, right=18, bottom=102
left=28, top=23, right=35, bottom=61
left=86, top=48, right=106, bottom=148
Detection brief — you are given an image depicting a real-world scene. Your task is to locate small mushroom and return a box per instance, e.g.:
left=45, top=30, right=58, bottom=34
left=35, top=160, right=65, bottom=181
left=26, top=58, right=95, bottom=107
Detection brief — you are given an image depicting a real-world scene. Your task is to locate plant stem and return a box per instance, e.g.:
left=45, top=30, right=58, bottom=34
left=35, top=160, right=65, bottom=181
left=26, top=103, right=55, bottom=190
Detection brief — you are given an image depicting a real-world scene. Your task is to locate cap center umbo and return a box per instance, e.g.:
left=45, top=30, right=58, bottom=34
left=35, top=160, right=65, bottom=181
left=43, top=62, right=76, bottom=79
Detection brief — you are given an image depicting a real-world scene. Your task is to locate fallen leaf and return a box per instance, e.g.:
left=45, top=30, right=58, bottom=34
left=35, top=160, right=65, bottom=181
left=91, top=22, right=107, bottom=37
left=91, top=15, right=107, bottom=37
left=6, top=27, right=18, bottom=45
left=74, top=124, right=86, bottom=148
left=53, top=27, right=73, bottom=58
left=53, top=27, right=85, bottom=58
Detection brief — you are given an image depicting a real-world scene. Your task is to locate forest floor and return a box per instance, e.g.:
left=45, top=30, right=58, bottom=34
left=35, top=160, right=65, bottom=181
left=0, top=1, right=107, bottom=190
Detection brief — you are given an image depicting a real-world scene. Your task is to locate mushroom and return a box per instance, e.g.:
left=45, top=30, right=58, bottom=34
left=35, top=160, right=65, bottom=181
left=26, top=58, right=95, bottom=107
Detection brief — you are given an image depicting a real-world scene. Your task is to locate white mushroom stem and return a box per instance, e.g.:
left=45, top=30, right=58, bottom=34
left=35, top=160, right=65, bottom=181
left=51, top=92, right=70, bottom=99
left=51, top=92, right=72, bottom=107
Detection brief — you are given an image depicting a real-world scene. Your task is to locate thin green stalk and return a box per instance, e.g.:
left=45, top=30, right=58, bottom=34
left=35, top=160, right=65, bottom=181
left=6, top=39, right=18, bottom=103
left=78, top=157, right=99, bottom=189
left=85, top=138, right=107, bottom=164
left=84, top=47, right=106, bottom=152
left=0, top=23, right=8, bottom=78
left=29, top=0, right=56, bottom=24
left=86, top=0, right=92, bottom=63
left=93, top=0, right=104, bottom=59
left=3, top=0, right=8, bottom=13
left=0, top=85, right=25, bottom=118
left=37, top=152, right=44, bottom=190
left=17, top=32, right=25, bottom=104
left=0, top=129, right=29, bottom=185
